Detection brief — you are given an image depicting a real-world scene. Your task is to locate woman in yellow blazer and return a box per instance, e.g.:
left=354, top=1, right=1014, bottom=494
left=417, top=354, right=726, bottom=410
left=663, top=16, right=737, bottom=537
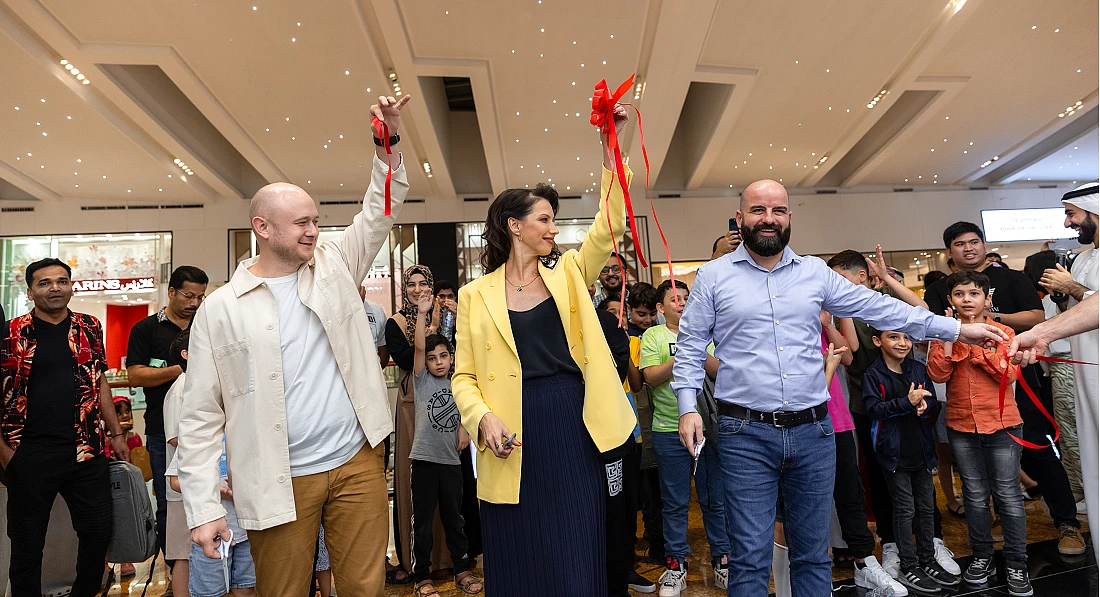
left=453, top=105, right=637, bottom=595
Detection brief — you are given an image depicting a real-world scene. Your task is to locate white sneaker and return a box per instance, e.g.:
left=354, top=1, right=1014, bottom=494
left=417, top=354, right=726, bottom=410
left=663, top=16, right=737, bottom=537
left=1077, top=499, right=1088, bottom=515
left=933, top=537, right=962, bottom=576
left=855, top=556, right=908, bottom=596
left=881, top=543, right=901, bottom=579
left=713, top=565, right=728, bottom=590
left=657, top=567, right=686, bottom=597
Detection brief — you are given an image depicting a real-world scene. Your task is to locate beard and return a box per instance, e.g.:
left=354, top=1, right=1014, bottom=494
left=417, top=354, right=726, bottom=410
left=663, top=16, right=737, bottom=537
left=1077, top=216, right=1097, bottom=245
left=743, top=221, right=792, bottom=257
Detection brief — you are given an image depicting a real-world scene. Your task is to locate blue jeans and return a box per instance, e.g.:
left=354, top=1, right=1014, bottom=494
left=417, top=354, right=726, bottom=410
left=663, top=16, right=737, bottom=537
left=189, top=540, right=256, bottom=597
left=717, top=414, right=836, bottom=597
left=948, top=426, right=1028, bottom=563
left=650, top=431, right=730, bottom=565
left=147, top=433, right=168, bottom=560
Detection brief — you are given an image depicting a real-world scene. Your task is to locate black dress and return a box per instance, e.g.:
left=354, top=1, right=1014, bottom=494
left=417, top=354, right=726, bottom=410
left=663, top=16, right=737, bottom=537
left=480, top=297, right=606, bottom=596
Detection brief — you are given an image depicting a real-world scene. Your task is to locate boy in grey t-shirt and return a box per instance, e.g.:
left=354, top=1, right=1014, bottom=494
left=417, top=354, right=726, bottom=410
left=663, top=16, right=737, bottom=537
left=409, top=294, right=482, bottom=595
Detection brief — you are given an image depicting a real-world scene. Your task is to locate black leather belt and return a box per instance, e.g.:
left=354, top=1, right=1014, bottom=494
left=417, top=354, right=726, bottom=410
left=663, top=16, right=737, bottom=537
left=717, top=402, right=829, bottom=427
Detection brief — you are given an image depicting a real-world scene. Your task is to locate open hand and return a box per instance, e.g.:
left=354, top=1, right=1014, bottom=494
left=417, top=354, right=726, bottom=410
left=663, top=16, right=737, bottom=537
left=416, top=293, right=434, bottom=314
left=865, top=244, right=889, bottom=282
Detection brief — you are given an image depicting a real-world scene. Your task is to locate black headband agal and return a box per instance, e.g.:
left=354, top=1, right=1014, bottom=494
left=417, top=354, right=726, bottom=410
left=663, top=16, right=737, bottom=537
left=1062, top=184, right=1099, bottom=202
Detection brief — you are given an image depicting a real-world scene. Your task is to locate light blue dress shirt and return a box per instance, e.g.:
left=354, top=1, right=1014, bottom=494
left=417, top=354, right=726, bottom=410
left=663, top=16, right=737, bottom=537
left=672, top=244, right=960, bottom=415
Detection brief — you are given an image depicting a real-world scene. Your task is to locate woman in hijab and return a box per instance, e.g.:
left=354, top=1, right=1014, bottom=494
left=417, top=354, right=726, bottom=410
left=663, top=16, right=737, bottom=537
left=385, top=264, right=453, bottom=583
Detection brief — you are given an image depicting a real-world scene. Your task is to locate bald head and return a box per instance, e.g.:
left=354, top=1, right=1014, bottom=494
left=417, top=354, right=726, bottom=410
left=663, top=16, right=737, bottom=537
left=740, top=179, right=788, bottom=210
left=249, top=182, right=320, bottom=267
left=249, top=182, right=313, bottom=222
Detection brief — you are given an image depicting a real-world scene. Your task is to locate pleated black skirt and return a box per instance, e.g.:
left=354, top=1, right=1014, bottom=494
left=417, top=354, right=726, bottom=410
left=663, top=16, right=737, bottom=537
left=481, top=374, right=607, bottom=596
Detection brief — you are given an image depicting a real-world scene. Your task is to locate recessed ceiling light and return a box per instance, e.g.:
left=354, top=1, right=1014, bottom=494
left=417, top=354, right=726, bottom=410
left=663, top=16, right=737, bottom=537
left=252, top=6, right=257, bottom=10
left=291, top=37, right=296, bottom=42
left=1055, top=28, right=1060, bottom=32
left=345, top=70, right=349, bottom=75
left=40, top=98, right=45, bottom=103
left=1031, top=25, right=1036, bottom=29
left=67, top=115, right=71, bottom=120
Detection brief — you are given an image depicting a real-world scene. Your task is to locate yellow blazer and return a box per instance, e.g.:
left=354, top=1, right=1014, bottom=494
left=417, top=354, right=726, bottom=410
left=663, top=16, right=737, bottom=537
left=453, top=165, right=638, bottom=504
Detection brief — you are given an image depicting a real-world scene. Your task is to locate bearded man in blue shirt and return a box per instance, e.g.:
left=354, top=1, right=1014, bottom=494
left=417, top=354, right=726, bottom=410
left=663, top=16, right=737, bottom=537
left=672, top=179, right=1007, bottom=596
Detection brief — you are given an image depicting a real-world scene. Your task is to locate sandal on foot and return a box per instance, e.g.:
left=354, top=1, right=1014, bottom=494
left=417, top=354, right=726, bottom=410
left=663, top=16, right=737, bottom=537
left=455, top=571, right=484, bottom=594
left=414, top=580, right=440, bottom=597
left=385, top=567, right=411, bottom=584
left=948, top=503, right=965, bottom=517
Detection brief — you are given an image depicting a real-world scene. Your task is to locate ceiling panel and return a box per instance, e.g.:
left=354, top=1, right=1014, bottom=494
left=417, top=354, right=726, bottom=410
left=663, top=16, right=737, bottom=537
left=41, top=0, right=431, bottom=194
left=856, top=0, right=1098, bottom=185
left=0, top=30, right=204, bottom=200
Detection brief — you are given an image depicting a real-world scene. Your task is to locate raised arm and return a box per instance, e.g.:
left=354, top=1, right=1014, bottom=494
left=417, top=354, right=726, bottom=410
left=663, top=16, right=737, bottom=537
left=327, top=96, right=412, bottom=283
left=579, top=106, right=631, bottom=287
left=1009, top=292, right=1100, bottom=365
left=412, top=293, right=432, bottom=377
left=866, top=244, right=928, bottom=309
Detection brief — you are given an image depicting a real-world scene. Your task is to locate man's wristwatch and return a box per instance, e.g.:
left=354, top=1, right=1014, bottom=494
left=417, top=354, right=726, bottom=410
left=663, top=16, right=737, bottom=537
left=373, top=133, right=400, bottom=147
left=993, top=315, right=1002, bottom=323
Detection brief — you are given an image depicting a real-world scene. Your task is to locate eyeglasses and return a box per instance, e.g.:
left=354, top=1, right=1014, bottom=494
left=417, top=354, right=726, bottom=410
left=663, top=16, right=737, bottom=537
left=600, top=265, right=622, bottom=275
left=177, top=291, right=205, bottom=302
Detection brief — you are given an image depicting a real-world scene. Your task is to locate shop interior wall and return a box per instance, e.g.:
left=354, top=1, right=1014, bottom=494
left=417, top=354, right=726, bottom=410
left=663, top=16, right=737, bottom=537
left=0, top=184, right=1071, bottom=285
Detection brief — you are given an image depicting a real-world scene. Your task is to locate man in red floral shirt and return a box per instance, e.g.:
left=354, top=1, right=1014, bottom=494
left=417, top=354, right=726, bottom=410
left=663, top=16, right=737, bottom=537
left=0, top=258, right=130, bottom=597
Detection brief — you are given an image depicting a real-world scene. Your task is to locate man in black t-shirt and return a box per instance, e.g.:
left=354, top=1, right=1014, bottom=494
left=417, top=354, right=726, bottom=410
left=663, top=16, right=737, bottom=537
left=1, top=258, right=130, bottom=597
left=926, top=222, right=1086, bottom=555
left=125, top=265, right=207, bottom=560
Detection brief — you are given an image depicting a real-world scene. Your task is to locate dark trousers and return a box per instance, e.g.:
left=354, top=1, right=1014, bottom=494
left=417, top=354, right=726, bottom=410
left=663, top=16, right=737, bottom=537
left=410, top=460, right=469, bottom=582
left=640, top=467, right=664, bottom=561
left=833, top=430, right=876, bottom=559
left=1016, top=364, right=1080, bottom=529
left=460, top=447, right=482, bottom=559
left=852, top=413, right=943, bottom=544
left=883, top=468, right=937, bottom=570
left=6, top=450, right=112, bottom=597
left=949, top=427, right=1029, bottom=563
left=147, top=432, right=168, bottom=560
left=605, top=440, right=641, bottom=597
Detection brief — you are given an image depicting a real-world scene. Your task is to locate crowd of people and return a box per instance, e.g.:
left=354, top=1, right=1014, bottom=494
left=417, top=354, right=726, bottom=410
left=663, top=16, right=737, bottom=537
left=0, top=95, right=1096, bottom=597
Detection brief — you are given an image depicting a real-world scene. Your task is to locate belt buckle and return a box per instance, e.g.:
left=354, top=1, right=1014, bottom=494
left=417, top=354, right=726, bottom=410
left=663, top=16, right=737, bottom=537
left=771, top=410, right=787, bottom=428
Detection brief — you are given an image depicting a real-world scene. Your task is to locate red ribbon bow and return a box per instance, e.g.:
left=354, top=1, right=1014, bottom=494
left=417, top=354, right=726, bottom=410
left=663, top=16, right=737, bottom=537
left=996, top=345, right=1097, bottom=450
left=371, top=115, right=393, bottom=216
left=591, top=75, right=678, bottom=318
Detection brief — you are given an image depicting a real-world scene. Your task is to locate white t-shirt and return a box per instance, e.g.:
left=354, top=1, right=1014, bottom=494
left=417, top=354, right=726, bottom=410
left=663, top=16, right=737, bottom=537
left=163, top=373, right=186, bottom=502
left=363, top=300, right=387, bottom=348
left=1042, top=295, right=1073, bottom=355
left=265, top=273, right=366, bottom=477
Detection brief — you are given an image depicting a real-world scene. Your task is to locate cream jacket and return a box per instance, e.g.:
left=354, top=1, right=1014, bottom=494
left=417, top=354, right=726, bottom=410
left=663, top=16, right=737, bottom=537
left=452, top=165, right=638, bottom=504
left=178, top=154, right=407, bottom=531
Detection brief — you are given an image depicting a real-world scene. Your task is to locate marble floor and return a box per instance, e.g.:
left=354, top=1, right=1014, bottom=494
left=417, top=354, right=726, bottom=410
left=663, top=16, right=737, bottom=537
left=108, top=474, right=1094, bottom=597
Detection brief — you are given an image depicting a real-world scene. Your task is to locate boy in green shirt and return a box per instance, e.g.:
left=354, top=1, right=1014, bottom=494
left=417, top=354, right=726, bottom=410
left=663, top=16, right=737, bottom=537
left=640, top=280, right=729, bottom=596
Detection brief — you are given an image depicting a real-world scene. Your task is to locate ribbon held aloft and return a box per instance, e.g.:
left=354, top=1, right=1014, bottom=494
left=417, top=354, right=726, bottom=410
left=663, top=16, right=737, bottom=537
left=371, top=115, right=393, bottom=216
left=996, top=345, right=1097, bottom=450
left=591, top=74, right=647, bottom=269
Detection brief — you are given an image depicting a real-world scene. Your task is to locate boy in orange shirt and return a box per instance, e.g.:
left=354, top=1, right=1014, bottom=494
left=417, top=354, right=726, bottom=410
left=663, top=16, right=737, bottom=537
left=927, top=270, right=1030, bottom=596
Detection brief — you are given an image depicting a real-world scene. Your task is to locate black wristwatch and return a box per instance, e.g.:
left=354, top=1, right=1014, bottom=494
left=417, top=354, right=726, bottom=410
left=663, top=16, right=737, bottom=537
left=993, top=315, right=1001, bottom=323
left=373, top=133, right=400, bottom=147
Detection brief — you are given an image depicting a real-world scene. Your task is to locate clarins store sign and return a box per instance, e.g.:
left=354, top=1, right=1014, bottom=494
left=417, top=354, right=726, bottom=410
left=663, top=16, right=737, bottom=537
left=71, top=277, right=156, bottom=294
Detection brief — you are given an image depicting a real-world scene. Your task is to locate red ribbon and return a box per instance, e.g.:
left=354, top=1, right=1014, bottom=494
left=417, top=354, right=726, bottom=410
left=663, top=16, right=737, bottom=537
left=371, top=115, right=393, bottom=216
left=996, top=346, right=1098, bottom=450
left=591, top=74, right=679, bottom=318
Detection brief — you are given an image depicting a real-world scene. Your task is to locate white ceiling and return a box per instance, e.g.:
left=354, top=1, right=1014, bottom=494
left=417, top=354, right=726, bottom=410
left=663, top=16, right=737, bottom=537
left=0, top=0, right=1096, bottom=205
left=1002, top=129, right=1099, bottom=183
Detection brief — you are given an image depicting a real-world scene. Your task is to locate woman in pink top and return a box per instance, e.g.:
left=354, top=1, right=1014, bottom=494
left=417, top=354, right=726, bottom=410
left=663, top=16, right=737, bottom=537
left=820, top=315, right=881, bottom=572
